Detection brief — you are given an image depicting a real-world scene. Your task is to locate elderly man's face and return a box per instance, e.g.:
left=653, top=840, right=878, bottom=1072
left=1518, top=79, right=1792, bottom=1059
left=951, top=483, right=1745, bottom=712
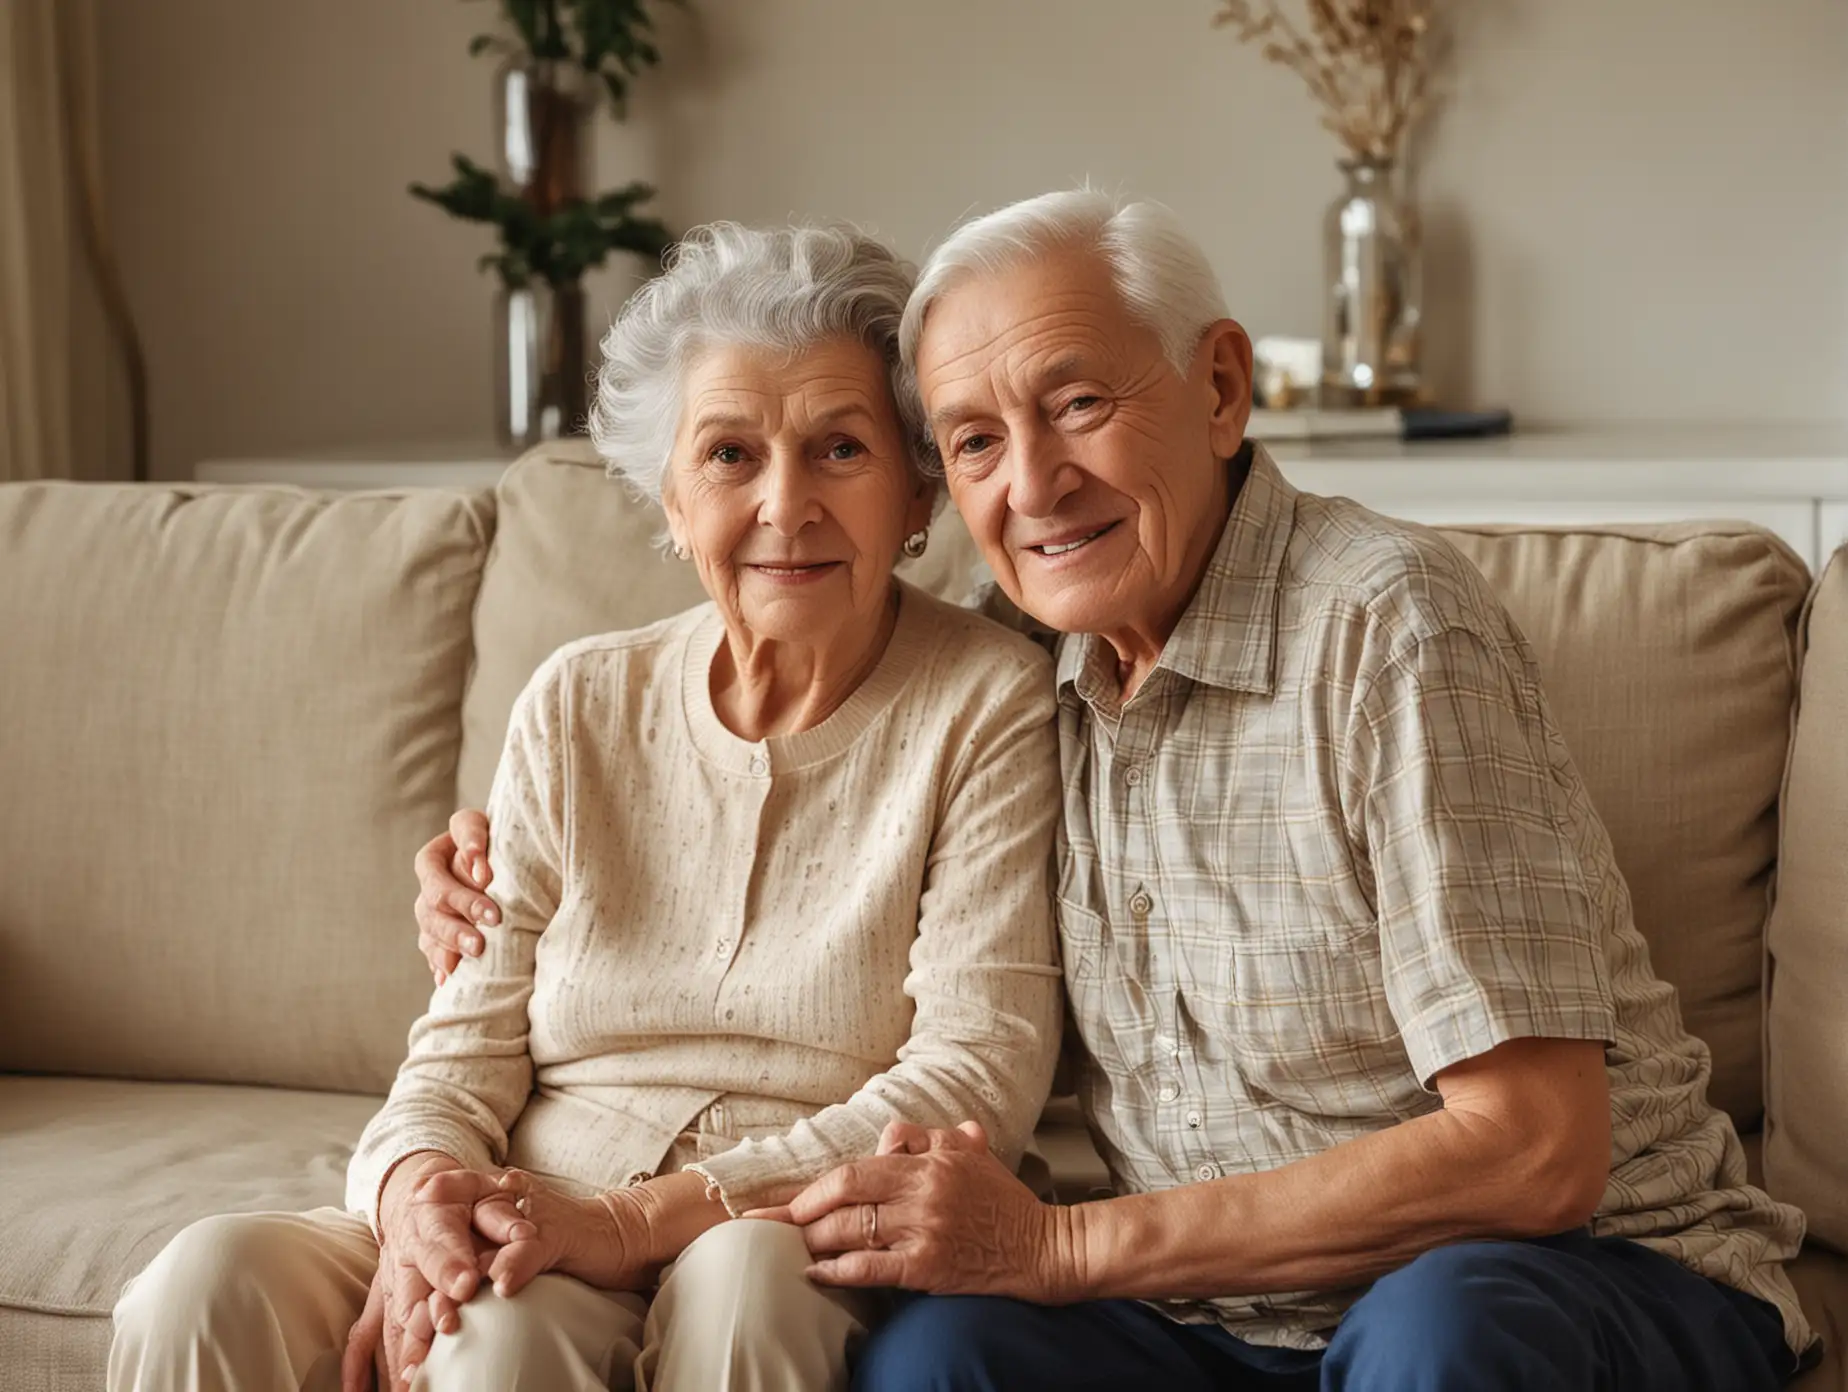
left=916, top=247, right=1250, bottom=647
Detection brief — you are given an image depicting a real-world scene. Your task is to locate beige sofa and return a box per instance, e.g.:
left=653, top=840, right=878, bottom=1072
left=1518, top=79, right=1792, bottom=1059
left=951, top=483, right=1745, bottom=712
left=2, top=442, right=1845, bottom=1390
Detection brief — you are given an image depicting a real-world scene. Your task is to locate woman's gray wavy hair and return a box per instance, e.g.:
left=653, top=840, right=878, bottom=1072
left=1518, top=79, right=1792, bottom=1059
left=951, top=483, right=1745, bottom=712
left=590, top=222, right=928, bottom=502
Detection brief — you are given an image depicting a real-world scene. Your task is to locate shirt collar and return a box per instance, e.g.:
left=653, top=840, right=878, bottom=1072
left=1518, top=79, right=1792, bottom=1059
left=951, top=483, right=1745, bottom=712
left=1055, top=440, right=1298, bottom=700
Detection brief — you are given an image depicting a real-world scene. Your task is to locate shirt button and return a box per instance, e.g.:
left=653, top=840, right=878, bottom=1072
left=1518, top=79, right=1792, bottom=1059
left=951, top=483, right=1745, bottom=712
left=1195, top=1163, right=1219, bottom=1182
left=1158, top=1083, right=1180, bottom=1102
left=1124, top=765, right=1143, bottom=786
left=1186, top=1110, right=1203, bottom=1129
left=715, top=939, right=733, bottom=957
left=1129, top=890, right=1154, bottom=917
left=748, top=755, right=768, bottom=776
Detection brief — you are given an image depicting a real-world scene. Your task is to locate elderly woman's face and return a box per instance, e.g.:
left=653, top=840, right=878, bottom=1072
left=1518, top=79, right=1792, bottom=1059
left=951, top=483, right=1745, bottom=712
left=663, top=337, right=931, bottom=647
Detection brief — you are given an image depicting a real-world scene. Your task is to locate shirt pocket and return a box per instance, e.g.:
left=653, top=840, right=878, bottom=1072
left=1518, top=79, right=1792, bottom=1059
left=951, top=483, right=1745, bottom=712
left=1055, top=890, right=1139, bottom=1084
left=1225, top=924, right=1407, bottom=1116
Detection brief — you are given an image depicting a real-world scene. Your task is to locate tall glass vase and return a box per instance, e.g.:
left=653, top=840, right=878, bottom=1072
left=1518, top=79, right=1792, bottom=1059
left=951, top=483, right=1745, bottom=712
left=495, top=281, right=588, bottom=449
left=495, top=60, right=592, bottom=215
left=488, top=60, right=595, bottom=448
left=1321, top=159, right=1422, bottom=406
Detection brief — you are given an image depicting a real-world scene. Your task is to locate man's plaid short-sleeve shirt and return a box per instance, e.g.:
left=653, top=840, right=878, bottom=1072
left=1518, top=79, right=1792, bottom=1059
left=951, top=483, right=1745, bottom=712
left=1048, top=444, right=1810, bottom=1354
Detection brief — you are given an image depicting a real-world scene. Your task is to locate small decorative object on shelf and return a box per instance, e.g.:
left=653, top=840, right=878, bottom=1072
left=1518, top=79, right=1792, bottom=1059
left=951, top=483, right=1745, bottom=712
left=1212, top=0, right=1450, bottom=407
left=412, top=0, right=680, bottom=448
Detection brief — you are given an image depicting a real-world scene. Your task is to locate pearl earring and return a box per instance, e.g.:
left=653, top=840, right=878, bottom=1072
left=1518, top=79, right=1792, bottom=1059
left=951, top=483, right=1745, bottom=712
left=902, top=529, right=929, bottom=559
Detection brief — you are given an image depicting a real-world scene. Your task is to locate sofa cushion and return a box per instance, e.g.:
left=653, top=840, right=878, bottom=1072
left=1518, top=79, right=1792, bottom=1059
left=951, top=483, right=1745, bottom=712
left=0, top=1307, right=110, bottom=1392
left=459, top=441, right=985, bottom=806
left=0, top=482, right=492, bottom=1092
left=1431, top=523, right=1807, bottom=1128
left=1790, top=1247, right=1848, bottom=1390
left=0, top=1075, right=377, bottom=1321
left=1767, top=544, right=1848, bottom=1253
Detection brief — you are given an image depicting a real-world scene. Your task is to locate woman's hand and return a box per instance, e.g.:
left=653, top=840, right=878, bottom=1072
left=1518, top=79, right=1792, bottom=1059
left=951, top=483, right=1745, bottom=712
left=339, top=1267, right=388, bottom=1392
left=369, top=1153, right=506, bottom=1384
left=470, top=1168, right=663, bottom=1298
left=414, top=809, right=497, bottom=983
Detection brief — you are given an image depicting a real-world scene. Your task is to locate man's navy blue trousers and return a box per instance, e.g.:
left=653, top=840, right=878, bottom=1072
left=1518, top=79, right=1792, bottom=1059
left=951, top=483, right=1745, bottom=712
left=852, top=1231, right=1798, bottom=1391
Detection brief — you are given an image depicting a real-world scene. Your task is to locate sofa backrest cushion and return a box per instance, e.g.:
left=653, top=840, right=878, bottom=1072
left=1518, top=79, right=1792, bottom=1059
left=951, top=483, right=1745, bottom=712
left=1766, top=543, right=1848, bottom=1251
left=1438, top=522, right=1806, bottom=1129
left=0, top=481, right=493, bottom=1093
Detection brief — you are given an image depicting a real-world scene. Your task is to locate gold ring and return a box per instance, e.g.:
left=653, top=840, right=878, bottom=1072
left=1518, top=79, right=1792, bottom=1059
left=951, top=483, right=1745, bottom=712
left=863, top=1203, right=882, bottom=1249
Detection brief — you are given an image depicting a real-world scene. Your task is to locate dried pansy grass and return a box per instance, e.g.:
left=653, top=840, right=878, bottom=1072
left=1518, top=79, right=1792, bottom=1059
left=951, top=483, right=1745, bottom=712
left=1213, top=0, right=1441, bottom=165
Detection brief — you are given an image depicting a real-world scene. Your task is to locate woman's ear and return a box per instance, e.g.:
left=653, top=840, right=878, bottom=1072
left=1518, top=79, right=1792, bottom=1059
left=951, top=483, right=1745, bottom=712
left=902, top=471, right=939, bottom=538
left=660, top=479, right=689, bottom=557
left=1197, top=319, right=1254, bottom=459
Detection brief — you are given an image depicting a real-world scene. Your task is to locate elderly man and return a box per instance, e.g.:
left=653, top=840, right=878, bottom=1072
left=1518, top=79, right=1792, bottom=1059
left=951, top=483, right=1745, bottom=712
left=416, top=192, right=1816, bottom=1390
left=765, top=191, right=1815, bottom=1392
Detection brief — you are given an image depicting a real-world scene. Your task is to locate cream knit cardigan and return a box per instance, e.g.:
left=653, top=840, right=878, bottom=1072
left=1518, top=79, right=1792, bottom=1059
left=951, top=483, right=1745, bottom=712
left=348, top=583, right=1063, bottom=1220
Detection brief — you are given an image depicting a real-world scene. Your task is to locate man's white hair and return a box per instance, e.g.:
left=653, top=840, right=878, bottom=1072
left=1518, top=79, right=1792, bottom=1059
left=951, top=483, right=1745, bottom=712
left=898, top=189, right=1229, bottom=469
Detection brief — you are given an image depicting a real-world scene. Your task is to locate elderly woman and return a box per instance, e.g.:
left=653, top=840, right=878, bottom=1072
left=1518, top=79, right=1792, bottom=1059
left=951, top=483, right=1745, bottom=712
left=108, top=224, right=1063, bottom=1392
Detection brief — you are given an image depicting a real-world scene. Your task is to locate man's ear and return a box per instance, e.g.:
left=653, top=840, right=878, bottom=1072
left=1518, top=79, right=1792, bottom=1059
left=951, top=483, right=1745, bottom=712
left=1197, top=319, right=1254, bottom=459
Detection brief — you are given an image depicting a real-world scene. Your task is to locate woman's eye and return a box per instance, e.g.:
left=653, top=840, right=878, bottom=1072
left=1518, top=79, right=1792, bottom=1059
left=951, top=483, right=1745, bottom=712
left=708, top=444, right=746, bottom=466
left=1064, top=395, right=1102, bottom=415
left=956, top=434, right=994, bottom=457
left=826, top=439, right=864, bottom=461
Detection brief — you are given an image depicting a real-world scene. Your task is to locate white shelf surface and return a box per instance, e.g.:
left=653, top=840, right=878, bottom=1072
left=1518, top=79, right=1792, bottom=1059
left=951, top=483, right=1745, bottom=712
left=190, top=425, right=1848, bottom=568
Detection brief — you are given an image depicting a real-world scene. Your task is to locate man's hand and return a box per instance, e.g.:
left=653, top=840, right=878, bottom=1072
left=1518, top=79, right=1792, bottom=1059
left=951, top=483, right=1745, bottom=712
left=470, top=1168, right=662, bottom=1298
left=756, top=1121, right=1081, bottom=1302
left=414, top=809, right=497, bottom=984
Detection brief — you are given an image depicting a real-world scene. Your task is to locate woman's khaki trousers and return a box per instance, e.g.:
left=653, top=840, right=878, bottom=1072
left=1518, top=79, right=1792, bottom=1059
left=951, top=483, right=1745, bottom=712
left=108, top=1207, right=875, bottom=1391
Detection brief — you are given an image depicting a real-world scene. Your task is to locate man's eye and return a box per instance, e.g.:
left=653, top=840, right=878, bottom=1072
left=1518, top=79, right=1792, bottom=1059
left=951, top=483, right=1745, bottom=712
left=1064, top=395, right=1102, bottom=414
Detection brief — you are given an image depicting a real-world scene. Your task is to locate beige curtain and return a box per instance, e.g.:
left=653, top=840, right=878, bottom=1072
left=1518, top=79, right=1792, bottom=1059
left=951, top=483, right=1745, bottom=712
left=0, top=0, right=112, bottom=482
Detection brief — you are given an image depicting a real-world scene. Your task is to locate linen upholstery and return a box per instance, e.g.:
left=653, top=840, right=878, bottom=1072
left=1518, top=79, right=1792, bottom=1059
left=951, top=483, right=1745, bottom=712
left=1438, top=522, right=1808, bottom=1128
left=1789, top=1249, right=1848, bottom=1391
left=1767, top=544, right=1848, bottom=1254
left=0, top=1310, right=110, bottom=1392
left=0, top=1075, right=376, bottom=1318
left=0, top=481, right=492, bottom=1092
left=457, top=443, right=709, bottom=809
left=456, top=440, right=990, bottom=808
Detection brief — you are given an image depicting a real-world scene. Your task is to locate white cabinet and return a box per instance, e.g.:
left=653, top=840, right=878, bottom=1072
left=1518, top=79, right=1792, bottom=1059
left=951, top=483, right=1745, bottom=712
left=1271, top=428, right=1848, bottom=574
left=1822, top=504, right=1848, bottom=562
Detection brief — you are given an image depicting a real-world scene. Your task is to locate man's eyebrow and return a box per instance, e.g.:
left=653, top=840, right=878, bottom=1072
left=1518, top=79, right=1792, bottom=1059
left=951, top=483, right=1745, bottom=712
left=929, top=401, right=980, bottom=432
left=927, top=356, right=1096, bottom=431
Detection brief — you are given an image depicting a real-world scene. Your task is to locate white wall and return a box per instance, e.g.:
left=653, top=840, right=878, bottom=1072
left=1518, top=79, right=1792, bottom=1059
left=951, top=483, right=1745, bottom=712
left=99, top=0, right=1848, bottom=481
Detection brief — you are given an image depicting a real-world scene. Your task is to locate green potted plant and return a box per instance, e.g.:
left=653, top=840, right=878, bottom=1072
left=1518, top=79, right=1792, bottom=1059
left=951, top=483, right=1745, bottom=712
left=413, top=0, right=679, bottom=446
